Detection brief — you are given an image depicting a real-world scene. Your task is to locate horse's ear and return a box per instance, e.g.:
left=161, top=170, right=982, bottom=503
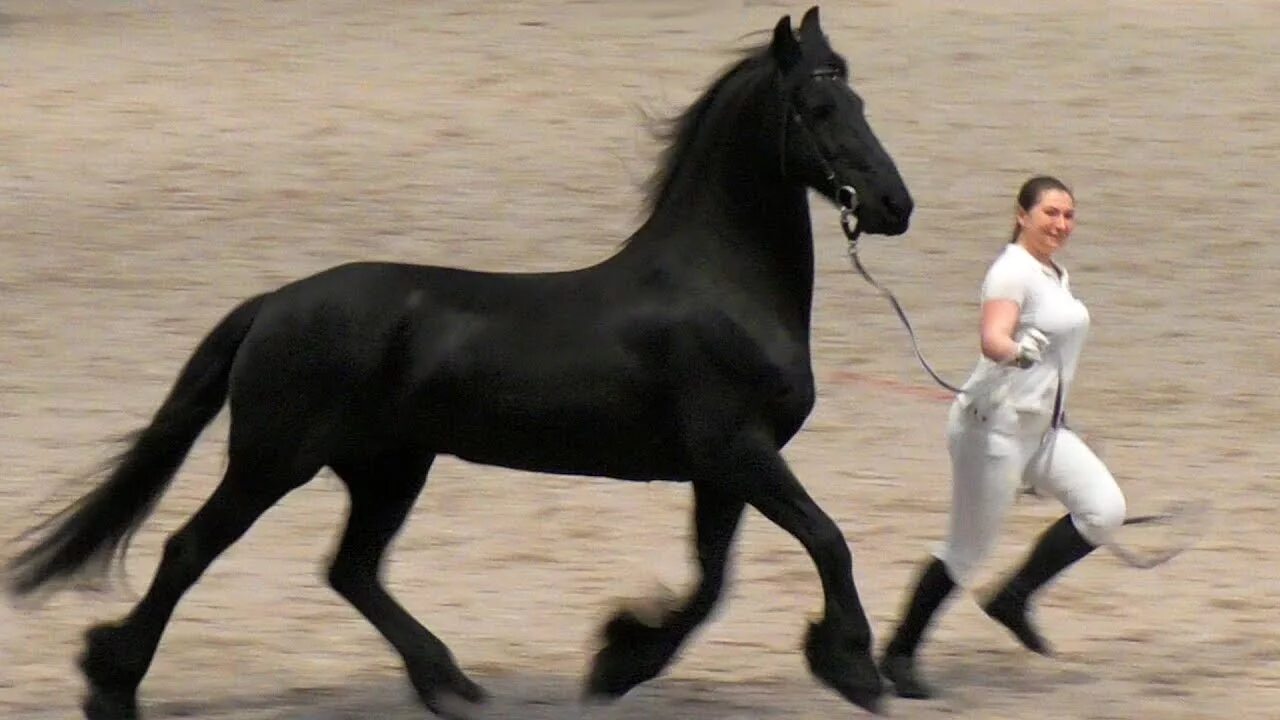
left=799, top=7, right=824, bottom=45
left=771, top=15, right=802, bottom=70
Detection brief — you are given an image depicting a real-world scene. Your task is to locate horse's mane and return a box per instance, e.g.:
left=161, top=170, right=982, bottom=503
left=643, top=41, right=780, bottom=214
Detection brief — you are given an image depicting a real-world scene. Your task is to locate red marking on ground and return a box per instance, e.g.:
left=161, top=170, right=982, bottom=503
left=827, top=369, right=955, bottom=403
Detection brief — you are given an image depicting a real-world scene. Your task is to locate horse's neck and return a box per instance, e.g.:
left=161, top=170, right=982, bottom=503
left=730, top=185, right=817, bottom=334
left=715, top=182, right=816, bottom=308
left=616, top=90, right=818, bottom=333
left=628, top=180, right=817, bottom=332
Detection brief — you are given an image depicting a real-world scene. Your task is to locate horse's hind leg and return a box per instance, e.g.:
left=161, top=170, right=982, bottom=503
left=79, top=448, right=317, bottom=720
left=328, top=453, right=486, bottom=719
left=586, top=481, right=745, bottom=699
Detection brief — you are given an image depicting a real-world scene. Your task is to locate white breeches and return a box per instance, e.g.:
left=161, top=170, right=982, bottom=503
left=934, top=402, right=1126, bottom=586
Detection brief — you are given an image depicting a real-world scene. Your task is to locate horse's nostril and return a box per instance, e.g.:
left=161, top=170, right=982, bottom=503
left=883, top=195, right=913, bottom=219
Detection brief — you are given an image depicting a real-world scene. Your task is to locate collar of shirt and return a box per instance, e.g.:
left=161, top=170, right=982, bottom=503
left=1008, top=242, right=1069, bottom=288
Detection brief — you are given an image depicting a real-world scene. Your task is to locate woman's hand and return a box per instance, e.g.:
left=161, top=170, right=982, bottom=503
left=1008, top=328, right=1049, bottom=368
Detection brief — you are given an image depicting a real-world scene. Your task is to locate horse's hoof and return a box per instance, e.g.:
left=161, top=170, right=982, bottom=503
left=804, top=622, right=885, bottom=715
left=450, top=674, right=488, bottom=704
left=583, top=648, right=637, bottom=700
left=583, top=609, right=678, bottom=700
left=857, top=692, right=886, bottom=716
left=422, top=690, right=484, bottom=720
left=879, top=653, right=935, bottom=700
left=581, top=679, right=617, bottom=705
left=408, top=663, right=488, bottom=720
left=79, top=624, right=142, bottom=720
left=583, top=645, right=669, bottom=700
left=82, top=687, right=140, bottom=720
left=831, top=681, right=885, bottom=716
left=583, top=646, right=664, bottom=702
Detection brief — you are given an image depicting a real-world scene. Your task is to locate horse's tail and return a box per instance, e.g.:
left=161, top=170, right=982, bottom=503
left=5, top=293, right=269, bottom=598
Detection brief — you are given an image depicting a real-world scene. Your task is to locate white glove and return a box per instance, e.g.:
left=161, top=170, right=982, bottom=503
left=1007, top=328, right=1049, bottom=369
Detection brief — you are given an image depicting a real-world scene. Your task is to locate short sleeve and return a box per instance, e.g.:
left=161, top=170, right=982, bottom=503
left=980, top=252, right=1031, bottom=306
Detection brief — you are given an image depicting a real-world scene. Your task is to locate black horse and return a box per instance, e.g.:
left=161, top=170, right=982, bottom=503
left=6, top=7, right=912, bottom=719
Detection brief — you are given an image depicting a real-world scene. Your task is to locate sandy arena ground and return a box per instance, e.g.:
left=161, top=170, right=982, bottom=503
left=2, top=1, right=1277, bottom=718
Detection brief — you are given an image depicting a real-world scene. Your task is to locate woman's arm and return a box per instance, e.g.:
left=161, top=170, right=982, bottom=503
left=980, top=299, right=1023, bottom=364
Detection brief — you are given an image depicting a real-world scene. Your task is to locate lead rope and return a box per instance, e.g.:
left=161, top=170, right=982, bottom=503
left=838, top=199, right=967, bottom=395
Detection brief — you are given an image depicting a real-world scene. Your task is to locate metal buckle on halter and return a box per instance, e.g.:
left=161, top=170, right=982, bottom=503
left=838, top=185, right=860, bottom=251
left=837, top=184, right=858, bottom=211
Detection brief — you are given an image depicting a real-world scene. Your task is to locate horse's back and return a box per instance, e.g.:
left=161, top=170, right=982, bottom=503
left=222, top=260, right=685, bottom=476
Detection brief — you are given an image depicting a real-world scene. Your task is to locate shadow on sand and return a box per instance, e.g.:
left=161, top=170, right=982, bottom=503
left=125, top=670, right=852, bottom=720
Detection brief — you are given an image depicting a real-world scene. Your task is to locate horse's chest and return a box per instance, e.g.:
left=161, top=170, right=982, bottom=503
left=679, top=309, right=815, bottom=423
left=765, top=363, right=816, bottom=442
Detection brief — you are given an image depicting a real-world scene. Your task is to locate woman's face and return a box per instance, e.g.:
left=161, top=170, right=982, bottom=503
left=1017, top=189, right=1075, bottom=258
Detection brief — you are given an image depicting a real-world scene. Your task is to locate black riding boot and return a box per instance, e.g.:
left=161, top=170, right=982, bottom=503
left=984, top=513, right=1096, bottom=655
left=880, top=557, right=956, bottom=699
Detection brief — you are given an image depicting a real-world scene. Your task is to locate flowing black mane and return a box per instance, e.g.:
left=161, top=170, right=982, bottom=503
left=643, top=43, right=781, bottom=215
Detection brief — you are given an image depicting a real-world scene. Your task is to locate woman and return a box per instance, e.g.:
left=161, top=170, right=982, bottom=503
left=879, top=175, right=1127, bottom=699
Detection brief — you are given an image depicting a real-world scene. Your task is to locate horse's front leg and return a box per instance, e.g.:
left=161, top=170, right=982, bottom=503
left=585, top=481, right=745, bottom=699
left=721, top=432, right=884, bottom=715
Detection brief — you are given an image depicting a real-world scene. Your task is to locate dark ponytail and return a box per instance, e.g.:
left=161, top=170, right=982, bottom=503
left=1008, top=175, right=1073, bottom=243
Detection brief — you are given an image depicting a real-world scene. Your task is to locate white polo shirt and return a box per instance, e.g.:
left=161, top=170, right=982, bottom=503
left=956, top=243, right=1090, bottom=427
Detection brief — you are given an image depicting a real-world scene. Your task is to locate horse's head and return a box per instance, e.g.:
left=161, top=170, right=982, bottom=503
left=773, top=7, right=913, bottom=236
